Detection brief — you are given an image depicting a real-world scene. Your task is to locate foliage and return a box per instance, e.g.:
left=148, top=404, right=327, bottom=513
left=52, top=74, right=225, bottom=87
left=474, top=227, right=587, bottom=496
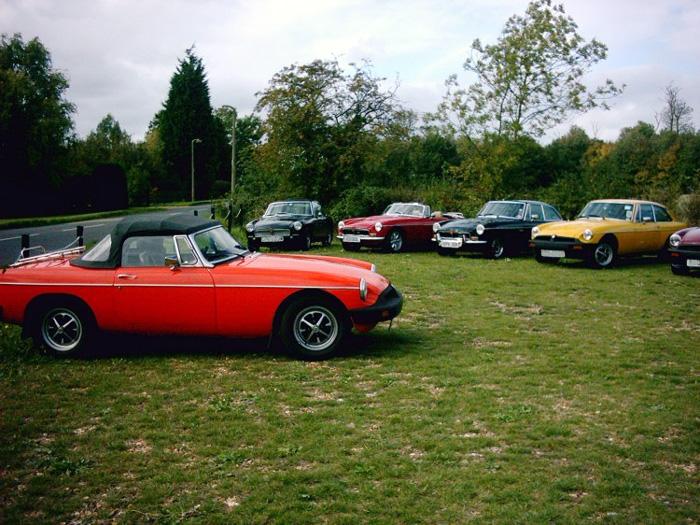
left=430, top=0, right=622, bottom=138
left=656, top=83, right=694, bottom=134
left=157, top=47, right=226, bottom=201
left=0, top=33, right=75, bottom=217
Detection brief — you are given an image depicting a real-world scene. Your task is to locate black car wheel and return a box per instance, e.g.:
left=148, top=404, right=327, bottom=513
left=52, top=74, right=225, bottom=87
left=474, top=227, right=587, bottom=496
left=248, top=240, right=259, bottom=251
left=589, top=240, right=616, bottom=269
left=322, top=233, right=332, bottom=247
left=278, top=296, right=347, bottom=360
left=671, top=265, right=689, bottom=276
left=33, top=299, right=95, bottom=357
left=385, top=230, right=404, bottom=253
left=301, top=234, right=311, bottom=251
left=488, top=238, right=505, bottom=259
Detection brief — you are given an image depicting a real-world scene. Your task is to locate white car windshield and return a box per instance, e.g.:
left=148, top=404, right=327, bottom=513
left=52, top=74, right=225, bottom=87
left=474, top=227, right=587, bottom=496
left=477, top=201, right=525, bottom=219
left=383, top=203, right=427, bottom=217
left=264, top=202, right=312, bottom=217
left=578, top=202, right=631, bottom=220
left=193, top=227, right=247, bottom=264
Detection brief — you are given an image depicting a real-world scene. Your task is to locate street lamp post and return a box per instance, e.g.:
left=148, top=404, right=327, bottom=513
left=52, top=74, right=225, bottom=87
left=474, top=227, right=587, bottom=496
left=190, top=138, right=202, bottom=202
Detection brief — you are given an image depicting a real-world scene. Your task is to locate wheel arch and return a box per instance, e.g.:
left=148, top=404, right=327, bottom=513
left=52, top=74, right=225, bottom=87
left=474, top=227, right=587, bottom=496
left=271, top=289, right=350, bottom=341
left=600, top=233, right=619, bottom=252
left=23, top=294, right=96, bottom=338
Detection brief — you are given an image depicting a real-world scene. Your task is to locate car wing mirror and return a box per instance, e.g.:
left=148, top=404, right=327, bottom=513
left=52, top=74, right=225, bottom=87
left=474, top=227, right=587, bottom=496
left=531, top=214, right=540, bottom=220
left=165, top=256, right=180, bottom=270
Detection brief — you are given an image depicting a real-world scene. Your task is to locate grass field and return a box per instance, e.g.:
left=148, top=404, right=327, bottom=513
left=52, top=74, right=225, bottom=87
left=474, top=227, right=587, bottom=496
left=1, top=248, right=698, bottom=523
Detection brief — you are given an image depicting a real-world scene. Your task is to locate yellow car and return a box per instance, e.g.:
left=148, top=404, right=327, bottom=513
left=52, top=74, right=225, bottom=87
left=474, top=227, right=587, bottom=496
left=531, top=199, right=687, bottom=268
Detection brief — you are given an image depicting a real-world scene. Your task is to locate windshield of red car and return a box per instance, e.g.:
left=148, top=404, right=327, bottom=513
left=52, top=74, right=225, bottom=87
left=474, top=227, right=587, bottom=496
left=477, top=202, right=525, bottom=219
left=383, top=204, right=427, bottom=217
left=193, top=227, right=248, bottom=264
left=578, top=202, right=632, bottom=220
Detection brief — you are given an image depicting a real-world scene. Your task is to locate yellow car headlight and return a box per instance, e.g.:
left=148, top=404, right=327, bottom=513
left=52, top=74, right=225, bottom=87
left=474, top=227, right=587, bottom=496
left=582, top=229, right=593, bottom=241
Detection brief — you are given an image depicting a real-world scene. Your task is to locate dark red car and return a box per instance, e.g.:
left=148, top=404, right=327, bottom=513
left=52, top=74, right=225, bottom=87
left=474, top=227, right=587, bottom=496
left=337, top=202, right=460, bottom=253
left=669, top=227, right=700, bottom=275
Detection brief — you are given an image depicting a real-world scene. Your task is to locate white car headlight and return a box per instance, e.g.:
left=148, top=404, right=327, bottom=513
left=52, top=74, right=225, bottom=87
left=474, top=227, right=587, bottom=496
left=293, top=221, right=302, bottom=231
left=375, top=222, right=383, bottom=232
left=582, top=229, right=593, bottom=241
left=669, top=233, right=682, bottom=247
left=370, top=264, right=376, bottom=272
left=246, top=222, right=255, bottom=233
left=338, top=221, right=345, bottom=230
left=432, top=222, right=440, bottom=233
left=359, top=278, right=367, bottom=300
left=475, top=224, right=485, bottom=236
left=531, top=226, right=539, bottom=239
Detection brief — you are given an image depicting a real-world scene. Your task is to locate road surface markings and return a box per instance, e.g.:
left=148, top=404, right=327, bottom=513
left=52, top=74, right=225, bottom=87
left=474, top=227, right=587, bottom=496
left=0, top=233, right=39, bottom=243
left=61, top=223, right=106, bottom=232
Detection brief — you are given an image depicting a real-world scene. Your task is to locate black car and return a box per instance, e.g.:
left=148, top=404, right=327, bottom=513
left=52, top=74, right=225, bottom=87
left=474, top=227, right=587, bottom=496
left=433, top=200, right=563, bottom=258
left=246, top=200, right=334, bottom=251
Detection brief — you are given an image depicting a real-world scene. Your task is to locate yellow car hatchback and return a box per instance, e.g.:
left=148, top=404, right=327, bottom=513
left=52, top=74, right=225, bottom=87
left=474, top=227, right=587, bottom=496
left=531, top=199, right=687, bottom=269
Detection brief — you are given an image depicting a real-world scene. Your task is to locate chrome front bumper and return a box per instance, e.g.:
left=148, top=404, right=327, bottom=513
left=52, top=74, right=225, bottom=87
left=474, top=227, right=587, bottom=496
left=337, top=234, right=386, bottom=242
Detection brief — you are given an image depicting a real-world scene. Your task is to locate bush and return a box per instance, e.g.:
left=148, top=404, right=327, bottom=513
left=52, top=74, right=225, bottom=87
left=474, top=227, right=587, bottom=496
left=676, top=193, right=700, bottom=226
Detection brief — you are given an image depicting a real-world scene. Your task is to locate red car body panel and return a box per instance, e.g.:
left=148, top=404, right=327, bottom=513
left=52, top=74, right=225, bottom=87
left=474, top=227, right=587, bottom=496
left=0, top=252, right=390, bottom=339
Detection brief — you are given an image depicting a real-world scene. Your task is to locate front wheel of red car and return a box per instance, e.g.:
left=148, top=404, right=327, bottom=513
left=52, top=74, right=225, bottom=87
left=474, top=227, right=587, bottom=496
left=279, top=296, right=347, bottom=360
left=385, top=229, right=404, bottom=253
left=33, top=300, right=96, bottom=357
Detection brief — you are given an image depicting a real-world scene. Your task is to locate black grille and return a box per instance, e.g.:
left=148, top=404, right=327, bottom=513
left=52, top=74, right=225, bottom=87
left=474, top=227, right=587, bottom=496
left=535, top=235, right=576, bottom=244
left=439, top=230, right=465, bottom=238
left=680, top=244, right=700, bottom=253
left=342, top=228, right=369, bottom=235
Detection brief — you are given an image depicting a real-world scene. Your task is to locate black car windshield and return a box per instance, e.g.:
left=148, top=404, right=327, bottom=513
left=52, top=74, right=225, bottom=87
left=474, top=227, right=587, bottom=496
left=578, top=202, right=631, bottom=220
left=264, top=202, right=312, bottom=217
left=477, top=201, right=525, bottom=219
left=193, top=226, right=248, bottom=264
left=383, top=203, right=428, bottom=217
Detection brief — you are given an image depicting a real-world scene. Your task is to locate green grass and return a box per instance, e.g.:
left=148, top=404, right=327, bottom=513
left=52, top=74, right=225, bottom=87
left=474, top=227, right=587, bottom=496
left=1, top=249, right=698, bottom=523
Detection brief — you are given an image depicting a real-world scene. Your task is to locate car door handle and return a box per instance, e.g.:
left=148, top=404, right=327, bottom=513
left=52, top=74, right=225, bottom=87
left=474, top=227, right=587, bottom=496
left=117, top=273, right=137, bottom=280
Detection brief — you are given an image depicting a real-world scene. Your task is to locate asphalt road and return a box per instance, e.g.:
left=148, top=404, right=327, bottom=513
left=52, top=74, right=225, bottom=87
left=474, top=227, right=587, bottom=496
left=0, top=205, right=212, bottom=266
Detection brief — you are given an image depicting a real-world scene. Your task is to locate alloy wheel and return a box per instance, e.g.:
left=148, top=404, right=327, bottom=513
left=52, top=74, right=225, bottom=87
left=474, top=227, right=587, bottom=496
left=292, top=306, right=339, bottom=352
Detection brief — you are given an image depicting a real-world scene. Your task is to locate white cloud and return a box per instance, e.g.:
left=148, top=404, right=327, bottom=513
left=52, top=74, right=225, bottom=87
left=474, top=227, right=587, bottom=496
left=1, top=0, right=698, bottom=140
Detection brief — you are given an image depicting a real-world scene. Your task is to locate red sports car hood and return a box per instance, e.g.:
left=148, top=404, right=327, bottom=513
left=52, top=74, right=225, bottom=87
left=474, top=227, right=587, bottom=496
left=680, top=227, right=700, bottom=245
left=343, top=215, right=412, bottom=228
left=215, top=252, right=389, bottom=291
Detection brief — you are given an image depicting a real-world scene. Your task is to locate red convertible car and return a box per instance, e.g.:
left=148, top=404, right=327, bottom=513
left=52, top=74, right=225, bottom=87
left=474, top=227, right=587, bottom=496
left=337, top=202, right=460, bottom=252
left=669, top=226, right=700, bottom=275
left=0, top=215, right=402, bottom=359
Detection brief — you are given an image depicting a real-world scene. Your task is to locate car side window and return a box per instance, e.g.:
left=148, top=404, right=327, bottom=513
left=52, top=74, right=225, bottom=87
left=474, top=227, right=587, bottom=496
left=528, top=204, right=544, bottom=221
left=636, top=204, right=654, bottom=222
left=175, top=236, right=198, bottom=265
left=543, top=205, right=561, bottom=221
left=121, top=236, right=176, bottom=267
left=652, top=205, right=672, bottom=222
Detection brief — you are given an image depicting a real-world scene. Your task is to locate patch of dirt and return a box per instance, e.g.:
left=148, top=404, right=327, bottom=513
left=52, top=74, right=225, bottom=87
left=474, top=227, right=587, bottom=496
left=126, top=439, right=152, bottom=454
left=223, top=496, right=241, bottom=510
left=471, top=338, right=513, bottom=349
left=74, top=425, right=96, bottom=436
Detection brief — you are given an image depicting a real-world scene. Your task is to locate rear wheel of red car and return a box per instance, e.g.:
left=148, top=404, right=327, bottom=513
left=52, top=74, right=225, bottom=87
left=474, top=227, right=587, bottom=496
left=33, top=299, right=95, bottom=357
left=279, top=296, right=347, bottom=360
left=589, top=240, right=616, bottom=269
left=385, top=229, right=404, bottom=253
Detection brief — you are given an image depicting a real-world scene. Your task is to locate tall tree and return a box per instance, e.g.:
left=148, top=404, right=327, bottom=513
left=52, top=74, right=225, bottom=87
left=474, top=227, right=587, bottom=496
left=656, top=84, right=694, bottom=134
left=0, top=33, right=75, bottom=217
left=157, top=47, right=224, bottom=200
left=430, top=0, right=622, bottom=138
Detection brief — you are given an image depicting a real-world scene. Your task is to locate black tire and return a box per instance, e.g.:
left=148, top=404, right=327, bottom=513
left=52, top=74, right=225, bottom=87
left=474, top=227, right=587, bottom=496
left=342, top=242, right=361, bottom=252
left=488, top=237, right=506, bottom=259
left=437, top=247, right=456, bottom=256
left=658, top=240, right=671, bottom=262
left=588, top=240, right=616, bottom=269
left=278, top=296, right=347, bottom=360
left=301, top=233, right=311, bottom=251
left=247, top=240, right=259, bottom=252
left=385, top=229, right=404, bottom=253
left=32, top=299, right=96, bottom=357
left=322, top=233, right=333, bottom=247
left=671, top=265, right=689, bottom=276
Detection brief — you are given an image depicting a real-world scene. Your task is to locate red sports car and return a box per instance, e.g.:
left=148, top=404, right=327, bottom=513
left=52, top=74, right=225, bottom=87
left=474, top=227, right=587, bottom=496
left=337, top=202, right=459, bottom=253
left=669, top=226, right=700, bottom=275
left=0, top=215, right=402, bottom=359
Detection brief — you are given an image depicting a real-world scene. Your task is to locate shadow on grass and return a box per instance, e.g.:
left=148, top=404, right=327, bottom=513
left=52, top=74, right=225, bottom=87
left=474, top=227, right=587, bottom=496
left=77, top=326, right=421, bottom=362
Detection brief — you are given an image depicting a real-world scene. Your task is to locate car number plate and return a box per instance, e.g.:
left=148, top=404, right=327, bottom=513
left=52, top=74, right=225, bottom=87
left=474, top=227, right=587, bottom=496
left=261, top=235, right=284, bottom=243
left=687, top=259, right=700, bottom=268
left=343, top=234, right=360, bottom=243
left=439, top=238, right=463, bottom=248
left=541, top=249, right=565, bottom=258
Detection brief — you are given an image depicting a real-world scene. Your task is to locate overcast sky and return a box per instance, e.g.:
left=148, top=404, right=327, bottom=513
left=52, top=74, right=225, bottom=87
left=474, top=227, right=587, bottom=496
left=2, top=0, right=699, bottom=142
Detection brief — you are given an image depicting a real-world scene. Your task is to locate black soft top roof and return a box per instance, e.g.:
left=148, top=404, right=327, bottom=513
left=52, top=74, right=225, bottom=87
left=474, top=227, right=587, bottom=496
left=71, top=214, right=220, bottom=269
